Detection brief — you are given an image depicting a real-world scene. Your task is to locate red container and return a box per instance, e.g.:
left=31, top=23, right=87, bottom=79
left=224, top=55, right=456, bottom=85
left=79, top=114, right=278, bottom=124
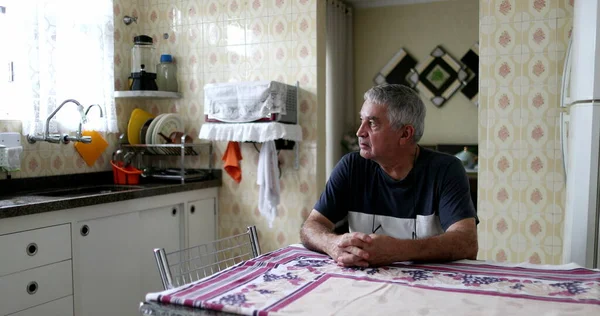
left=111, top=160, right=143, bottom=185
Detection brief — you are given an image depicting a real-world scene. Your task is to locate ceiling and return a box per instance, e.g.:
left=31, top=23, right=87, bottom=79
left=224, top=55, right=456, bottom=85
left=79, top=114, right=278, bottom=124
left=344, top=0, right=448, bottom=9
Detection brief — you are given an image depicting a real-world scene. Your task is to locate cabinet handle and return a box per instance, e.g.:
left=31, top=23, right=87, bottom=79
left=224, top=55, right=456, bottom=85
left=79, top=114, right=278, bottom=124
left=172, top=208, right=177, bottom=216
left=26, top=243, right=38, bottom=256
left=190, top=205, right=195, bottom=214
left=27, top=281, right=38, bottom=295
left=80, top=225, right=90, bottom=236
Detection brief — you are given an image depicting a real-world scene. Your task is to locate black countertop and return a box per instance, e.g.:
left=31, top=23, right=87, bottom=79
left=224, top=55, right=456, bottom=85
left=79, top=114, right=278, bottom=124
left=0, top=170, right=222, bottom=220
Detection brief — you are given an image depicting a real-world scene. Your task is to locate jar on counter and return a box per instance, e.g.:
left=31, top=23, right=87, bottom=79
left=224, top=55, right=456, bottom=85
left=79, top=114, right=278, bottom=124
left=156, top=54, right=178, bottom=92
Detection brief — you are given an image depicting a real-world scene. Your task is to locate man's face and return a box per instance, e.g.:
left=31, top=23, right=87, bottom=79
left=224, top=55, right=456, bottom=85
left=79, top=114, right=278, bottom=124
left=356, top=101, right=402, bottom=161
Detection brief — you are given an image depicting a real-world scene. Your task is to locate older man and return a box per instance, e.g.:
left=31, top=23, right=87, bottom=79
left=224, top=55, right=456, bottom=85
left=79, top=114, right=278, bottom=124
left=300, top=84, right=478, bottom=267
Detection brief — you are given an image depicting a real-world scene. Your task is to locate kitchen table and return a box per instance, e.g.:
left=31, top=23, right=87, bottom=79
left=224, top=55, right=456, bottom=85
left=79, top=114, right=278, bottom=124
left=142, top=245, right=600, bottom=316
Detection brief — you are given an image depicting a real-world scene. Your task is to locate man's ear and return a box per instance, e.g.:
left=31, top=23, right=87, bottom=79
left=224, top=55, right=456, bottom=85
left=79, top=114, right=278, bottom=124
left=399, top=125, right=415, bottom=145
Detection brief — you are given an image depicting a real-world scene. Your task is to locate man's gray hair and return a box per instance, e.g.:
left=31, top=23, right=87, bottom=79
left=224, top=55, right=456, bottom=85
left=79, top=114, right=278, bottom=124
left=363, top=84, right=426, bottom=143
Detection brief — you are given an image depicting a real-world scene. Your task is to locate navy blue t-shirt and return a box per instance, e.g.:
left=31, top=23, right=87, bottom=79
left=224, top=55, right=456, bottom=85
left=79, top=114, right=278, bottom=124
left=314, top=147, right=478, bottom=239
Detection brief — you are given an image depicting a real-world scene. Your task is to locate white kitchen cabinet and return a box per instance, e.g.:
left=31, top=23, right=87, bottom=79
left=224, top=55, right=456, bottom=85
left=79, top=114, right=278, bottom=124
left=186, top=198, right=216, bottom=248
left=73, top=211, right=141, bottom=316
left=8, top=296, right=73, bottom=316
left=0, top=260, right=72, bottom=315
left=139, top=204, right=183, bottom=297
left=0, top=187, right=218, bottom=316
left=0, top=224, right=71, bottom=277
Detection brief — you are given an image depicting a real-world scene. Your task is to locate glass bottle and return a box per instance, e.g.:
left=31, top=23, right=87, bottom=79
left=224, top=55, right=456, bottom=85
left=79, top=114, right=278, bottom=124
left=156, top=54, right=178, bottom=92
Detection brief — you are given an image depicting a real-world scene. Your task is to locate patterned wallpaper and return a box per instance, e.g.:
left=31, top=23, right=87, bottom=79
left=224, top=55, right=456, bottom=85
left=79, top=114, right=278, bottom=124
left=477, top=0, right=573, bottom=264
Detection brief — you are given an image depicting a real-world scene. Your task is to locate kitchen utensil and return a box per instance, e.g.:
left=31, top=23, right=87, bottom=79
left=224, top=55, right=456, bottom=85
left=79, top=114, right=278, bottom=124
left=168, top=132, right=192, bottom=144
left=74, top=131, right=109, bottom=166
left=127, top=108, right=155, bottom=144
left=157, top=132, right=192, bottom=144
left=151, top=114, right=184, bottom=145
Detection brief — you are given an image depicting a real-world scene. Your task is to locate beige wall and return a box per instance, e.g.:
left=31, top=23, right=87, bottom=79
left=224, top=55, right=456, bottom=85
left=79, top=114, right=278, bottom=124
left=477, top=0, right=572, bottom=264
left=353, top=0, right=479, bottom=145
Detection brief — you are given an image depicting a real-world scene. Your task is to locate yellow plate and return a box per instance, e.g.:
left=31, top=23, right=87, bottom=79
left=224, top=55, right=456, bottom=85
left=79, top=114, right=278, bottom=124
left=127, top=108, right=155, bottom=144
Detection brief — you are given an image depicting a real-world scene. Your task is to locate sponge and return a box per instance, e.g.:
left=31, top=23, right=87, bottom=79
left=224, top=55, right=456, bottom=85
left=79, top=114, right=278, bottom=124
left=74, top=131, right=109, bottom=166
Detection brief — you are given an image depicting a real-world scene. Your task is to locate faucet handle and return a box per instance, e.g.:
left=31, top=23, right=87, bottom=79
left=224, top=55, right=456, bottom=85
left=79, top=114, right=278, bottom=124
left=78, top=105, right=88, bottom=124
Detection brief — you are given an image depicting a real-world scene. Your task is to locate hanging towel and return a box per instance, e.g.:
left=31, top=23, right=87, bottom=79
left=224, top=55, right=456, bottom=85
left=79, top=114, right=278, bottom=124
left=222, top=141, right=243, bottom=183
left=257, top=140, right=280, bottom=228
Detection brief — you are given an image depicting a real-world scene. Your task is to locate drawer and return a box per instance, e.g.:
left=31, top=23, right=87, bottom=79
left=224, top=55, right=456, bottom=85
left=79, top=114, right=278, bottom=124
left=8, top=295, right=73, bottom=316
left=0, top=224, right=71, bottom=276
left=0, top=260, right=73, bottom=315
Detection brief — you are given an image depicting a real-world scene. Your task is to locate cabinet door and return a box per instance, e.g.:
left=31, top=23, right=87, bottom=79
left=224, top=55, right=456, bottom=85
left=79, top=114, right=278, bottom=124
left=139, top=204, right=182, bottom=295
left=73, top=212, right=141, bottom=316
left=186, top=198, right=216, bottom=248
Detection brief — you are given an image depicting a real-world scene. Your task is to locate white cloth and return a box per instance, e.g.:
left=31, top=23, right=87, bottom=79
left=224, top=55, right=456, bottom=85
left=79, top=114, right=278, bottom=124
left=18, top=0, right=117, bottom=135
left=199, top=122, right=302, bottom=142
left=257, top=141, right=280, bottom=228
left=204, top=81, right=291, bottom=123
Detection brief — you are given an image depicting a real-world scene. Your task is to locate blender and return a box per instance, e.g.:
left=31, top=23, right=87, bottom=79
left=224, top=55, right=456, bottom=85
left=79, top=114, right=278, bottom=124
left=130, top=35, right=158, bottom=91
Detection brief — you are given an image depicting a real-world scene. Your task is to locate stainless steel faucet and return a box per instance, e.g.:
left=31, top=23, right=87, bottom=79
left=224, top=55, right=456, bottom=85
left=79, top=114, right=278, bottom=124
left=27, top=99, right=101, bottom=144
left=64, top=104, right=105, bottom=144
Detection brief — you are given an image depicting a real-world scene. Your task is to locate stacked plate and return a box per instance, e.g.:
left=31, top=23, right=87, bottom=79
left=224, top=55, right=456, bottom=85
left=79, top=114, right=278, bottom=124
left=127, top=110, right=184, bottom=146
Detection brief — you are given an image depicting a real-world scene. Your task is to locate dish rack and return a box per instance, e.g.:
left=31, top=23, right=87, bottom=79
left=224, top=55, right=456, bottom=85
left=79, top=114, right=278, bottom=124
left=119, top=140, right=213, bottom=184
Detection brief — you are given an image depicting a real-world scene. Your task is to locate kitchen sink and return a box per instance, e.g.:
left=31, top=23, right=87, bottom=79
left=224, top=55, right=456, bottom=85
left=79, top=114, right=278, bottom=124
left=26, top=184, right=145, bottom=198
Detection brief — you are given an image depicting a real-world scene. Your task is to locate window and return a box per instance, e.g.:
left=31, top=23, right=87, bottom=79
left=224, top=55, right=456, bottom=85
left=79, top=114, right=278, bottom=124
left=0, top=1, right=27, bottom=120
left=0, top=0, right=117, bottom=133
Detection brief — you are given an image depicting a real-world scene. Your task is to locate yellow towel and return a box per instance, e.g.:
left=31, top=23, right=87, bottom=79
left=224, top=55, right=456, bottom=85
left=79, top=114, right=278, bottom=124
left=74, top=131, right=109, bottom=166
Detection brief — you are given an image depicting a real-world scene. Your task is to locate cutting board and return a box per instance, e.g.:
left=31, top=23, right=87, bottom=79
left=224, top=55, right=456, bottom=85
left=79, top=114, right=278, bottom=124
left=74, top=131, right=109, bottom=166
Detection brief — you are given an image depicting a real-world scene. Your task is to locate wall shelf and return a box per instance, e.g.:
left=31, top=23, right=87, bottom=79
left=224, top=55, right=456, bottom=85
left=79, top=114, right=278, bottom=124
left=114, top=91, right=182, bottom=99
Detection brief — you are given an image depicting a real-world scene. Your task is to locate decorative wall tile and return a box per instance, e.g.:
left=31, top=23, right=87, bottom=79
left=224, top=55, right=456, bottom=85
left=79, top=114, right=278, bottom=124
left=556, top=18, right=572, bottom=52
left=522, top=0, right=556, bottom=21
left=522, top=21, right=551, bottom=54
left=269, top=14, right=292, bottom=42
left=479, top=23, right=496, bottom=56
left=225, top=0, right=246, bottom=20
left=557, top=0, right=574, bottom=16
left=269, top=0, right=292, bottom=15
left=222, top=19, right=247, bottom=46
left=293, top=11, right=317, bottom=39
left=493, top=0, right=519, bottom=23
left=294, top=40, right=316, bottom=67
left=494, top=23, right=520, bottom=55
left=524, top=53, right=554, bottom=85
left=493, top=56, right=519, bottom=86
left=248, top=0, right=267, bottom=17
left=292, top=0, right=316, bottom=13
left=205, top=0, right=224, bottom=22
left=245, top=17, right=269, bottom=44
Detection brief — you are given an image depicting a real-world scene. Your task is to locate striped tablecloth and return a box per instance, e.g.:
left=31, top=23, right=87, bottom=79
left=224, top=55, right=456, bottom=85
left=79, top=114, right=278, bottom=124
left=146, top=244, right=600, bottom=316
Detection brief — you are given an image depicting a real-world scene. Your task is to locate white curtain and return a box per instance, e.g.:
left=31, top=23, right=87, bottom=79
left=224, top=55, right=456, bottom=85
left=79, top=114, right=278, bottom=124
left=326, top=0, right=354, bottom=178
left=19, top=0, right=117, bottom=135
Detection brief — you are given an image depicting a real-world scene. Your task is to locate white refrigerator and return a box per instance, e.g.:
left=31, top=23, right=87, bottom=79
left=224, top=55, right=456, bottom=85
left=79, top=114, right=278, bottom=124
left=561, top=0, right=600, bottom=269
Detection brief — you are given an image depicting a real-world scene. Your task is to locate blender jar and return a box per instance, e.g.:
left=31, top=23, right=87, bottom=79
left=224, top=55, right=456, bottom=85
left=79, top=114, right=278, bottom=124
left=131, top=35, right=158, bottom=90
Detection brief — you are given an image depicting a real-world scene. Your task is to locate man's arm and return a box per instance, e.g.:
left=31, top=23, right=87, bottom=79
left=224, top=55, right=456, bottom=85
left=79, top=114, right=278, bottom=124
left=336, top=217, right=478, bottom=266
left=300, top=210, right=372, bottom=267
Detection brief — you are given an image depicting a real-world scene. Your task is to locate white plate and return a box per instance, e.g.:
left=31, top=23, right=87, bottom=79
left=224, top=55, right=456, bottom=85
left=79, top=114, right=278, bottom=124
left=145, top=114, right=166, bottom=146
left=151, top=114, right=184, bottom=145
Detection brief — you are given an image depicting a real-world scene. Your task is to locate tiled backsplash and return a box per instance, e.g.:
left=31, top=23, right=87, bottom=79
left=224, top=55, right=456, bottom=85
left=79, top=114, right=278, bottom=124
left=477, top=0, right=573, bottom=264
